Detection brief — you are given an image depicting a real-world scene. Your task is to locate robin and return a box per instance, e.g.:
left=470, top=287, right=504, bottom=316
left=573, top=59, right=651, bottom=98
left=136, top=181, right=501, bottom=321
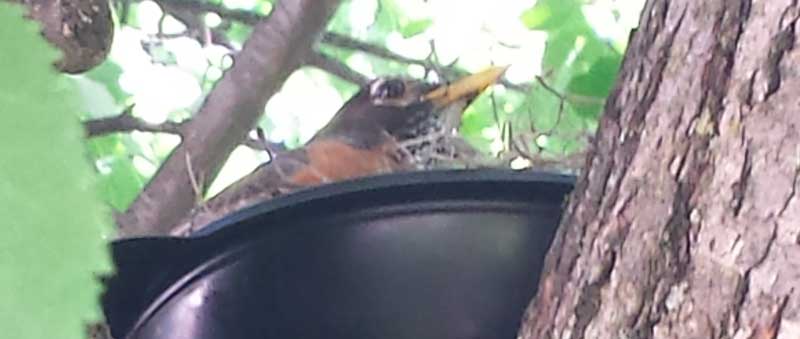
left=173, top=66, right=507, bottom=235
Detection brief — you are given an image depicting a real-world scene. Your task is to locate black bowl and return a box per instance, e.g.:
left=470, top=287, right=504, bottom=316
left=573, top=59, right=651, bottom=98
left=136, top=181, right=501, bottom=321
left=102, top=169, right=574, bottom=339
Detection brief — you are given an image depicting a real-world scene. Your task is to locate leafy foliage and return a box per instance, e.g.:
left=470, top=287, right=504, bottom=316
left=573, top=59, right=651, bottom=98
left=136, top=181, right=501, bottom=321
left=0, top=0, right=644, bottom=336
left=75, top=0, right=642, bottom=211
left=0, top=3, right=111, bottom=339
left=515, top=0, right=629, bottom=157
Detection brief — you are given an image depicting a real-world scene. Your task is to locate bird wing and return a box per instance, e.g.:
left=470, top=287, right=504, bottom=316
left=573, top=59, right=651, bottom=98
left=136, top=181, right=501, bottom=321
left=170, top=138, right=409, bottom=235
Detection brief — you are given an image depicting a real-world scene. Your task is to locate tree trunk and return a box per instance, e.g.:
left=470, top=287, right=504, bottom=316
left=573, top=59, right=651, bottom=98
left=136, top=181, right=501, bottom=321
left=519, top=1, right=800, bottom=338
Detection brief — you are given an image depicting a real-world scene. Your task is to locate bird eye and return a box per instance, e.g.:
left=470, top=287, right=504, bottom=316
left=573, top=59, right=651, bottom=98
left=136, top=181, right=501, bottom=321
left=374, top=79, right=405, bottom=99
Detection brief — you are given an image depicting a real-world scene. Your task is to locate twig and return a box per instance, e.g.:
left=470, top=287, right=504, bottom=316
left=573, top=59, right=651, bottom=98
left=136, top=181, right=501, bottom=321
left=305, top=52, right=369, bottom=86
left=242, top=135, right=285, bottom=152
left=146, top=0, right=605, bottom=108
left=508, top=135, right=585, bottom=172
left=82, top=108, right=284, bottom=151
left=322, top=32, right=532, bottom=92
left=84, top=106, right=183, bottom=137
left=152, top=0, right=261, bottom=25
left=184, top=151, right=205, bottom=208
left=146, top=0, right=533, bottom=92
left=321, top=32, right=424, bottom=67
left=155, top=0, right=237, bottom=51
left=255, top=127, right=277, bottom=161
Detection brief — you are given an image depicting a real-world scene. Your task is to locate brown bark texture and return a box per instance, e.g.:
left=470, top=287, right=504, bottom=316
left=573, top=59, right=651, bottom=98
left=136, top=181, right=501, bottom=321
left=116, top=0, right=341, bottom=237
left=519, top=1, right=800, bottom=339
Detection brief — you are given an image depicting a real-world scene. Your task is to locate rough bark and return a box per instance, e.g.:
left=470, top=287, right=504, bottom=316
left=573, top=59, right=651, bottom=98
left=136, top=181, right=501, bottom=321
left=520, top=1, right=800, bottom=338
left=116, top=0, right=342, bottom=237
left=17, top=0, right=114, bottom=73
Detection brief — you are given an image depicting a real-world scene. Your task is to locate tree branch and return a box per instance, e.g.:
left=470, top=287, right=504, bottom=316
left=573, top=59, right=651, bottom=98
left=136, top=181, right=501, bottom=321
left=320, top=32, right=423, bottom=66
left=304, top=51, right=369, bottom=86
left=153, top=0, right=262, bottom=25
left=147, top=0, right=532, bottom=92
left=82, top=110, right=284, bottom=151
left=83, top=107, right=183, bottom=137
left=321, top=32, right=532, bottom=92
left=152, top=1, right=369, bottom=86
left=116, top=0, right=342, bottom=237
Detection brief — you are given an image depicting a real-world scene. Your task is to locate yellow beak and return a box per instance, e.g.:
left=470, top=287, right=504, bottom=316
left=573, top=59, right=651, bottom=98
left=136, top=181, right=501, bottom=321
left=423, top=66, right=507, bottom=107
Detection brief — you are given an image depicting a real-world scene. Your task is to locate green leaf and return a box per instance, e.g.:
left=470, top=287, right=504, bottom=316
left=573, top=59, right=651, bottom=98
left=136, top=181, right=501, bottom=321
left=226, top=22, right=253, bottom=44
left=374, top=0, right=403, bottom=32
left=541, top=27, right=579, bottom=70
left=526, top=58, right=581, bottom=131
left=519, top=4, right=551, bottom=30
left=461, top=96, right=499, bottom=137
left=125, top=2, right=143, bottom=27
left=459, top=95, right=502, bottom=154
left=72, top=76, right=120, bottom=119
left=520, top=0, right=580, bottom=31
left=84, top=61, right=128, bottom=104
left=256, top=0, right=273, bottom=15
left=0, top=4, right=112, bottom=339
left=368, top=56, right=408, bottom=77
left=327, top=0, right=355, bottom=33
left=566, top=52, right=622, bottom=118
left=99, top=157, right=146, bottom=210
left=574, top=32, right=613, bottom=71
left=570, top=101, right=605, bottom=119
left=568, top=53, right=622, bottom=97
left=526, top=2, right=620, bottom=124
left=322, top=70, right=360, bottom=96
left=400, top=18, right=432, bottom=38
left=88, top=135, right=147, bottom=210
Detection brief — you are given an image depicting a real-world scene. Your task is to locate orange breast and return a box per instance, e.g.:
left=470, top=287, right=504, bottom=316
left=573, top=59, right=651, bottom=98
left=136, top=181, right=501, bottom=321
left=290, top=140, right=406, bottom=186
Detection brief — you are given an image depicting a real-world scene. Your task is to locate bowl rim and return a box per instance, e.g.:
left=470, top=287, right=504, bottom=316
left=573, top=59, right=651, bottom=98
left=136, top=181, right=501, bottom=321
left=191, top=168, right=575, bottom=238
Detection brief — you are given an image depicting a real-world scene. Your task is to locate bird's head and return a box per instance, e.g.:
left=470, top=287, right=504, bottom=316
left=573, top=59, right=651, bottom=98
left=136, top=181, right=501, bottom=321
left=313, top=66, right=507, bottom=149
